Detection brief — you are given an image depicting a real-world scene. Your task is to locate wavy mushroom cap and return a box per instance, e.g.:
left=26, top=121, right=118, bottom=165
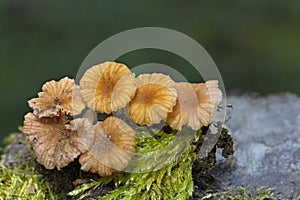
left=128, top=73, right=177, bottom=125
left=22, top=113, right=94, bottom=170
left=82, top=108, right=97, bottom=125
left=192, top=80, right=222, bottom=126
left=166, top=82, right=201, bottom=130
left=80, top=61, right=137, bottom=114
left=72, top=85, right=87, bottom=115
left=79, top=116, right=136, bottom=176
left=28, top=77, right=86, bottom=118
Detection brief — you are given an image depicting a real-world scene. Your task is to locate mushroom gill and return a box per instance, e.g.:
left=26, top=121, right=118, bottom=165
left=28, top=77, right=85, bottom=118
left=80, top=61, right=137, bottom=114
left=79, top=116, right=136, bottom=176
left=192, top=80, right=222, bottom=127
left=22, top=113, right=94, bottom=170
left=128, top=73, right=177, bottom=125
left=166, top=82, right=201, bottom=130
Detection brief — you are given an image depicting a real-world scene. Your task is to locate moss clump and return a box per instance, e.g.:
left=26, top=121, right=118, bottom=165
left=0, top=127, right=276, bottom=200
left=0, top=133, right=55, bottom=200
left=200, top=186, right=276, bottom=200
left=0, top=165, right=55, bottom=199
left=69, top=128, right=199, bottom=200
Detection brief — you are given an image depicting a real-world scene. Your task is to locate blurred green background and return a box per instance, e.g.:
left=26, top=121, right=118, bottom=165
left=0, top=0, right=299, bottom=144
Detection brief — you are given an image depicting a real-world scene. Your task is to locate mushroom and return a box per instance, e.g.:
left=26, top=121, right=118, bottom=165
left=79, top=116, right=136, bottom=176
left=72, top=85, right=87, bottom=116
left=28, top=77, right=86, bottom=118
left=166, top=82, right=201, bottom=130
left=80, top=61, right=137, bottom=114
left=128, top=73, right=177, bottom=125
left=82, top=108, right=97, bottom=125
left=22, top=113, right=94, bottom=170
left=192, top=80, right=222, bottom=127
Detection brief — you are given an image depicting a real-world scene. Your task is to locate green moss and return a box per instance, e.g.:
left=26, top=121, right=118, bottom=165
left=2, top=125, right=275, bottom=200
left=0, top=129, right=275, bottom=200
left=0, top=165, right=54, bottom=200
left=0, top=133, right=56, bottom=200
left=68, top=125, right=276, bottom=200
left=200, top=186, right=276, bottom=200
left=69, top=129, right=200, bottom=200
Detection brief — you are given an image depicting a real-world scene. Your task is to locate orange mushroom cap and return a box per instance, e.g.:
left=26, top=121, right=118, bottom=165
left=166, top=82, right=201, bottom=130
left=79, top=116, right=136, bottom=176
left=128, top=73, right=177, bottom=125
left=192, top=80, right=222, bottom=127
left=28, top=77, right=86, bottom=118
left=80, top=61, right=137, bottom=114
left=22, top=113, right=94, bottom=170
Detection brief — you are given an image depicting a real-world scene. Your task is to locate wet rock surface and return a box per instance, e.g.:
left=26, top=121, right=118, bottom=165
left=200, top=93, right=300, bottom=199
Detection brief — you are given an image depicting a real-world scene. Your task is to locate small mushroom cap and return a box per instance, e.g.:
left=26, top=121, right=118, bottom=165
left=166, top=82, right=201, bottom=130
left=128, top=73, right=177, bottom=125
left=82, top=108, right=97, bottom=125
left=28, top=77, right=86, bottom=118
left=80, top=61, right=137, bottom=114
left=192, top=80, right=222, bottom=126
left=66, top=118, right=95, bottom=153
left=79, top=116, right=136, bottom=176
left=72, top=85, right=87, bottom=116
left=22, top=113, right=94, bottom=170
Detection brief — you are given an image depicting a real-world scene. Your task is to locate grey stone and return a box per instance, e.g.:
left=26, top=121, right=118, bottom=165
left=212, top=93, right=300, bottom=199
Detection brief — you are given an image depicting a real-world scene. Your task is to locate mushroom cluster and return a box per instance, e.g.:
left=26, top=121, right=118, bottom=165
left=23, top=77, right=94, bottom=170
left=23, top=61, right=222, bottom=176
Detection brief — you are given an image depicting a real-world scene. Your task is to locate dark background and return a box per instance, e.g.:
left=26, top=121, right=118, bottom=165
left=0, top=0, right=299, bottom=143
